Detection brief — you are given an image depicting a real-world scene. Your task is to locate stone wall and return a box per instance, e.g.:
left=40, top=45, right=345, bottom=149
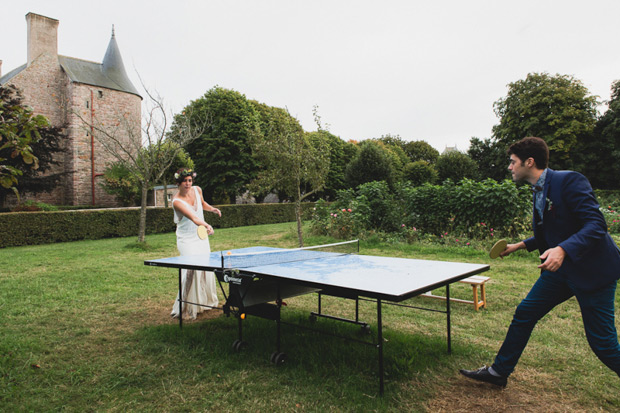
left=3, top=60, right=141, bottom=207
left=66, top=83, right=142, bottom=206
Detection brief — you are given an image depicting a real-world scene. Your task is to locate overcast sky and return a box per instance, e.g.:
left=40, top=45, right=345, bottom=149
left=2, top=1, right=619, bottom=152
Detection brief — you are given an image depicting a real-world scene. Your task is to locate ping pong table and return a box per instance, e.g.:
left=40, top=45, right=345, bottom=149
left=144, top=241, right=489, bottom=394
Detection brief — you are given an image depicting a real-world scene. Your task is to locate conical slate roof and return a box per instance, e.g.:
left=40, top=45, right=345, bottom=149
left=1, top=27, right=141, bottom=99
left=100, top=27, right=140, bottom=97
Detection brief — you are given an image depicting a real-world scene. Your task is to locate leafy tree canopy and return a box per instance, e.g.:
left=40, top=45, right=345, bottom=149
left=0, top=84, right=63, bottom=203
left=467, top=137, right=509, bottom=181
left=345, top=140, right=396, bottom=188
left=307, top=130, right=352, bottom=201
left=402, top=140, right=440, bottom=164
left=249, top=107, right=329, bottom=246
left=435, top=150, right=477, bottom=183
left=492, top=72, right=598, bottom=170
left=578, top=80, right=620, bottom=189
left=180, top=86, right=259, bottom=204
left=403, top=160, right=438, bottom=186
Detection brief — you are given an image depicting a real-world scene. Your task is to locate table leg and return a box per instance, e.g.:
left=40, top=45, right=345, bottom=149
left=377, top=299, right=384, bottom=395
left=178, top=268, right=183, bottom=330
left=446, top=284, right=451, bottom=353
left=276, top=283, right=282, bottom=353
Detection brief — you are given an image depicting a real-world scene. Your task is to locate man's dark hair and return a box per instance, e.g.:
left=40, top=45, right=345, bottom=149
left=507, top=137, right=549, bottom=169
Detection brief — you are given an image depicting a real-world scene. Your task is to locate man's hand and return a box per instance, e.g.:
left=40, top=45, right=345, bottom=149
left=538, top=246, right=566, bottom=272
left=500, top=242, right=525, bottom=258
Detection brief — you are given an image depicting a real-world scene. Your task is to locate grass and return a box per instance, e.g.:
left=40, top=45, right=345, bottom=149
left=1, top=222, right=619, bottom=412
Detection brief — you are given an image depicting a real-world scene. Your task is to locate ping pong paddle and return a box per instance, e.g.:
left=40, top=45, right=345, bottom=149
left=489, top=239, right=507, bottom=259
left=197, top=225, right=208, bottom=240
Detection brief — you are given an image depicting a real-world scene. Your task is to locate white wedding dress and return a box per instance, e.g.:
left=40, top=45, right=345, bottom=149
left=170, top=186, right=219, bottom=319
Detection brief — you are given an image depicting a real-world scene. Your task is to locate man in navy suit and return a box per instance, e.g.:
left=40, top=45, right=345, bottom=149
left=460, top=136, right=620, bottom=387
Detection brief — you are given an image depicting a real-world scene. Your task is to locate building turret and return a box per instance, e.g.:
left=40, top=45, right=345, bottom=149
left=101, top=26, right=140, bottom=96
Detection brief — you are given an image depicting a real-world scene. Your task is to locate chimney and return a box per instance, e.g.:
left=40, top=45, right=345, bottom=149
left=26, top=12, right=59, bottom=67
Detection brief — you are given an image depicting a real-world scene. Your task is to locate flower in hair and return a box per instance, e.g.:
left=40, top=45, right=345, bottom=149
left=176, top=169, right=196, bottom=180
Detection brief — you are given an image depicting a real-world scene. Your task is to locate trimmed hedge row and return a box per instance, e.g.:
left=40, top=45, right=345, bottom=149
left=0, top=203, right=316, bottom=248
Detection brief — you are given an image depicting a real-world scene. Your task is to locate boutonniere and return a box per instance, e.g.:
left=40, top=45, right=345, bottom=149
left=546, top=197, right=556, bottom=216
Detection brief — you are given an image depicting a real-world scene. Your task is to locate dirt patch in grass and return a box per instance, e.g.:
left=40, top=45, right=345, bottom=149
left=425, top=368, right=587, bottom=412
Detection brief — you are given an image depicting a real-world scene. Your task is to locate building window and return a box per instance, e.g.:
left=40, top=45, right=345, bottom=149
left=98, top=91, right=103, bottom=98
left=86, top=100, right=89, bottom=108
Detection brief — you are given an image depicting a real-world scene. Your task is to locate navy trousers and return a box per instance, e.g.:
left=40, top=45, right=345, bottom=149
left=492, top=270, right=620, bottom=378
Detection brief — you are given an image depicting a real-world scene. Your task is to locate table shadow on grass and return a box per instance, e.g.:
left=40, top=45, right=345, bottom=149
left=132, top=309, right=470, bottom=396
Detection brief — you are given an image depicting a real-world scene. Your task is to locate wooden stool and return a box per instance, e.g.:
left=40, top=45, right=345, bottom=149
left=421, top=275, right=490, bottom=311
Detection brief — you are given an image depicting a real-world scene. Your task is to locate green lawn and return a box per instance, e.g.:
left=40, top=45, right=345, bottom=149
left=1, top=223, right=619, bottom=412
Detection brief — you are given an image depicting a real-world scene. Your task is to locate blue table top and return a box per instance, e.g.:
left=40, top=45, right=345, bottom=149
left=145, top=246, right=489, bottom=301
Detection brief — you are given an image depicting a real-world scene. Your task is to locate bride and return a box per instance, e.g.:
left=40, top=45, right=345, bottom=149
left=170, top=168, right=221, bottom=319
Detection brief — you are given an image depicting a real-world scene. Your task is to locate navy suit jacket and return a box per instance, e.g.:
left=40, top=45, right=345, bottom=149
left=523, top=169, right=620, bottom=291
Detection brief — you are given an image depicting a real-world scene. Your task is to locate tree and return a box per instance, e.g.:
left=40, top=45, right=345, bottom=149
left=403, top=160, right=438, bottom=186
left=77, top=85, right=207, bottom=243
left=467, top=137, right=509, bottom=181
left=180, top=87, right=259, bottom=204
left=0, top=85, right=45, bottom=202
left=492, top=72, right=598, bottom=170
left=435, top=151, right=477, bottom=183
left=100, top=161, right=140, bottom=206
left=578, top=80, right=620, bottom=189
left=345, top=140, right=396, bottom=188
left=250, top=107, right=329, bottom=247
left=402, top=140, right=440, bottom=164
left=306, top=130, right=350, bottom=201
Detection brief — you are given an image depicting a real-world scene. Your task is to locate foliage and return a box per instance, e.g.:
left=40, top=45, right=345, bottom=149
left=311, top=179, right=532, bottom=239
left=311, top=181, right=404, bottom=237
left=76, top=84, right=207, bottom=243
left=180, top=87, right=259, bottom=204
left=435, top=150, right=478, bottom=183
left=100, top=161, right=141, bottom=206
left=306, top=130, right=352, bottom=201
left=156, top=142, right=194, bottom=207
left=0, top=202, right=317, bottom=248
left=0, top=85, right=47, bottom=201
left=492, top=72, right=598, bottom=170
left=156, top=142, right=195, bottom=186
left=10, top=200, right=58, bottom=212
left=403, top=179, right=531, bottom=237
left=467, top=137, right=509, bottom=181
left=402, top=140, right=440, bottom=164
left=345, top=140, right=396, bottom=188
left=249, top=106, right=329, bottom=246
left=403, top=160, right=438, bottom=186
left=448, top=179, right=531, bottom=237
left=0, top=85, right=67, bottom=206
left=578, top=80, right=620, bottom=189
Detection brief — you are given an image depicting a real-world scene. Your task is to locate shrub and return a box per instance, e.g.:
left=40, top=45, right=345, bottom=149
left=0, top=202, right=317, bottom=248
left=310, top=179, right=532, bottom=240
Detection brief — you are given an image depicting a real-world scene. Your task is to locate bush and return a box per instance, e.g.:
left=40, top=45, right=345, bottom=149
left=11, top=200, right=59, bottom=212
left=0, top=202, right=316, bottom=248
left=310, top=179, right=532, bottom=241
left=310, top=181, right=405, bottom=238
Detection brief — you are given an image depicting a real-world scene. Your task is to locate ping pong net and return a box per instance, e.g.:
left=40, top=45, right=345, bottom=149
left=220, top=240, right=359, bottom=269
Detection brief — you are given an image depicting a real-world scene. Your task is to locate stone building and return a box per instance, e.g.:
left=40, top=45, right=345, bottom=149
left=0, top=12, right=142, bottom=207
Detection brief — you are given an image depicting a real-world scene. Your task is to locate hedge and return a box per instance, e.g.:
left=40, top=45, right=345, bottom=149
left=0, top=202, right=316, bottom=248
